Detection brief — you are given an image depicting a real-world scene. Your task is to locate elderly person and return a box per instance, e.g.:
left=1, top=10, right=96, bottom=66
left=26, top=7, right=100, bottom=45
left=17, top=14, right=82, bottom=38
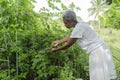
left=51, top=10, right=117, bottom=80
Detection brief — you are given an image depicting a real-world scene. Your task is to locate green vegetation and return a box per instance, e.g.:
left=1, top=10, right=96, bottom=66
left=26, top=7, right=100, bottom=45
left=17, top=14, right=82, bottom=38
left=0, top=0, right=120, bottom=80
left=99, top=0, right=120, bottom=29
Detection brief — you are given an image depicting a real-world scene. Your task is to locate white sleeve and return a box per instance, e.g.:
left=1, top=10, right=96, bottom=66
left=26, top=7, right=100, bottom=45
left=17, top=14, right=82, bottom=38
left=70, top=24, right=84, bottom=38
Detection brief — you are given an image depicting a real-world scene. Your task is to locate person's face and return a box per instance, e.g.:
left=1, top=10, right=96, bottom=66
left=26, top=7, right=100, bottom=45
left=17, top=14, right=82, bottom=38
left=63, top=19, right=73, bottom=28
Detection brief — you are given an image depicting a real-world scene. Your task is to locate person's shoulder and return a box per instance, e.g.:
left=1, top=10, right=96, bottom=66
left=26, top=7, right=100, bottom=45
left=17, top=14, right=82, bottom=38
left=76, top=21, right=87, bottom=28
left=78, top=20, right=87, bottom=25
left=74, top=21, right=85, bottom=31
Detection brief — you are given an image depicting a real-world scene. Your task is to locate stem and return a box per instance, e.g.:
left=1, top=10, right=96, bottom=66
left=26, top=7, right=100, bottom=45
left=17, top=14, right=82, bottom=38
left=16, top=0, right=19, bottom=79
left=7, top=57, right=10, bottom=80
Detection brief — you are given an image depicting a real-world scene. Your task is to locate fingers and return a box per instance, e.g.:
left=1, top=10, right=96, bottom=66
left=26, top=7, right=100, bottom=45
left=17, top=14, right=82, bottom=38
left=50, top=41, right=59, bottom=52
left=50, top=48, right=56, bottom=52
left=51, top=42, right=58, bottom=47
left=53, top=43, right=58, bottom=47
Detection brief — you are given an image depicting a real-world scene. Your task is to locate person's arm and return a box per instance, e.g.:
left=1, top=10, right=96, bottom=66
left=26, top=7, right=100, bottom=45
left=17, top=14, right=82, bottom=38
left=51, top=35, right=70, bottom=47
left=51, top=38, right=78, bottom=52
left=57, top=35, right=70, bottom=43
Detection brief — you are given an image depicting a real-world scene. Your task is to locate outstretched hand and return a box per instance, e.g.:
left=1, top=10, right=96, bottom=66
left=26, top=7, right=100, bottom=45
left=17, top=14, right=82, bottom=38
left=51, top=41, right=59, bottom=48
left=50, top=41, right=59, bottom=52
left=50, top=47, right=57, bottom=52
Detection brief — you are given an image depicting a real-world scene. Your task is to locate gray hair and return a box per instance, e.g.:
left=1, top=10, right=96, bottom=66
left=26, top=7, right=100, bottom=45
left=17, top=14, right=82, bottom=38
left=62, top=10, right=77, bottom=22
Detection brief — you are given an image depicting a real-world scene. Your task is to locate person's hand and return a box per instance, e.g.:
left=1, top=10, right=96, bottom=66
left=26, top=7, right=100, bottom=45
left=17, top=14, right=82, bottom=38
left=51, top=41, right=59, bottom=47
left=51, top=48, right=57, bottom=52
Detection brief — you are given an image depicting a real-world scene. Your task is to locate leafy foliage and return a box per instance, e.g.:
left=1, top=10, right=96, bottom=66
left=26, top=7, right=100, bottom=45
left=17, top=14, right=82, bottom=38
left=106, top=0, right=113, bottom=5
left=99, top=0, right=120, bottom=29
left=0, top=0, right=88, bottom=80
left=88, top=0, right=109, bottom=31
left=88, top=0, right=109, bottom=18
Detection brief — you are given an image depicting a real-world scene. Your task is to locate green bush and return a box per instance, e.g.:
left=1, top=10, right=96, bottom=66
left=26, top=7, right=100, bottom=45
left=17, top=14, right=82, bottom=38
left=0, top=0, right=88, bottom=80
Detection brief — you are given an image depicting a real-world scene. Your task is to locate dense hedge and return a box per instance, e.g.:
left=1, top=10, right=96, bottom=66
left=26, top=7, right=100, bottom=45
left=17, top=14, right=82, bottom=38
left=0, top=0, right=89, bottom=80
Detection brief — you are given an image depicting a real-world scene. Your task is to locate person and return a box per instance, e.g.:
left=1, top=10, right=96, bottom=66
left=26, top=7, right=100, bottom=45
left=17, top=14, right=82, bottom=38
left=50, top=10, right=117, bottom=80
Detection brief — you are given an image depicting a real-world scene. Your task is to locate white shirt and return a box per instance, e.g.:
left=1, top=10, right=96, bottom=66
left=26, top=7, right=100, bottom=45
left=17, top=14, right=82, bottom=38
left=70, top=21, right=104, bottom=54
